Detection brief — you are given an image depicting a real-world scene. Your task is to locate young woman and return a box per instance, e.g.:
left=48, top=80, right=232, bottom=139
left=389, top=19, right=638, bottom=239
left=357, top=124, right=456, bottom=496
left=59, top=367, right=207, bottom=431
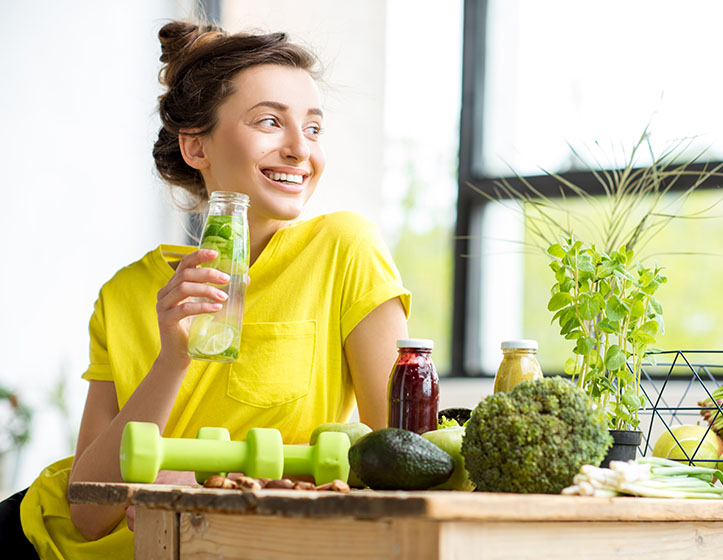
left=9, top=21, right=410, bottom=558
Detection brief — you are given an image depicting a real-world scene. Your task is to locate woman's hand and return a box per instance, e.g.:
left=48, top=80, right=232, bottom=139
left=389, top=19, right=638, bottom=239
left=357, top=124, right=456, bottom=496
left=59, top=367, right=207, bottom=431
left=125, top=470, right=199, bottom=531
left=155, top=249, right=230, bottom=368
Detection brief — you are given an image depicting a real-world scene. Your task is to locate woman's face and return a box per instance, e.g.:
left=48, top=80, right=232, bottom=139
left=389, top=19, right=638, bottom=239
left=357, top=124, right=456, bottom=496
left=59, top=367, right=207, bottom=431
left=200, top=64, right=325, bottom=224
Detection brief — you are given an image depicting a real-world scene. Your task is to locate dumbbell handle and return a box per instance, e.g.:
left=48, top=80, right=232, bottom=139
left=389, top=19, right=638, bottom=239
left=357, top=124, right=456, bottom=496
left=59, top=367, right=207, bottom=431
left=158, top=439, right=249, bottom=474
left=283, top=445, right=313, bottom=477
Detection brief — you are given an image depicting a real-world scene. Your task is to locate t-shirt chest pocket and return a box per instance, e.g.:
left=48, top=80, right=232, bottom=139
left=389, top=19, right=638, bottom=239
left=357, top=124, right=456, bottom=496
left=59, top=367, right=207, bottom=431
left=226, top=320, right=316, bottom=408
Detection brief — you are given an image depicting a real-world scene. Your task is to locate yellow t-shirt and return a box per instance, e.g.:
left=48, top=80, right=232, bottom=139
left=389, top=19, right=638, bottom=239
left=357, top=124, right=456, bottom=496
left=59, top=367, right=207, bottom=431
left=21, top=211, right=411, bottom=559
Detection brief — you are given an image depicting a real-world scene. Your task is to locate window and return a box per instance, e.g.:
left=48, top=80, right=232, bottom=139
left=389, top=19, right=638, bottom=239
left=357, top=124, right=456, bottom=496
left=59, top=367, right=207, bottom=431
left=455, top=0, right=723, bottom=376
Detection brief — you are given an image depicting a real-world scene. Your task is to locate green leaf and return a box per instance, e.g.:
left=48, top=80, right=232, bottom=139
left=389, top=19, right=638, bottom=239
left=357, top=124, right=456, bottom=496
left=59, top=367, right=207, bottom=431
left=630, top=298, right=646, bottom=319
left=629, top=329, right=656, bottom=345
left=649, top=295, right=663, bottom=314
left=654, top=314, right=665, bottom=336
left=563, top=357, right=579, bottom=375
left=597, top=258, right=618, bottom=278
left=639, top=319, right=659, bottom=336
left=574, top=336, right=596, bottom=356
left=614, top=268, right=635, bottom=282
left=577, top=254, right=596, bottom=273
left=614, top=403, right=632, bottom=422
left=564, top=329, right=584, bottom=340
left=559, top=277, right=575, bottom=293
left=596, top=318, right=620, bottom=333
left=604, top=345, right=626, bottom=371
left=555, top=266, right=568, bottom=283
left=560, top=316, right=580, bottom=335
left=622, top=388, right=642, bottom=411
left=577, top=293, right=597, bottom=320
left=549, top=261, right=561, bottom=273
left=548, top=243, right=566, bottom=258
left=606, top=294, right=629, bottom=322
left=548, top=292, right=573, bottom=312
left=638, top=268, right=654, bottom=286
left=599, top=279, right=612, bottom=298
left=616, top=366, right=634, bottom=385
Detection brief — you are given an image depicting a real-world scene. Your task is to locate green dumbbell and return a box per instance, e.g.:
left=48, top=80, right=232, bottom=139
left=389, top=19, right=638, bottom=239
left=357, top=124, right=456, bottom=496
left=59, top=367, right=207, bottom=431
left=195, top=426, right=232, bottom=484
left=119, top=422, right=284, bottom=484
left=283, top=432, right=350, bottom=485
left=119, top=422, right=351, bottom=485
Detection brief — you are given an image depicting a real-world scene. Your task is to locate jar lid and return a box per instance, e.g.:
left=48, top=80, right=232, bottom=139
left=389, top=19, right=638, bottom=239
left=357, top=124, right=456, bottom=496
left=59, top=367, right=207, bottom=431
left=397, top=338, right=434, bottom=350
left=501, top=339, right=538, bottom=350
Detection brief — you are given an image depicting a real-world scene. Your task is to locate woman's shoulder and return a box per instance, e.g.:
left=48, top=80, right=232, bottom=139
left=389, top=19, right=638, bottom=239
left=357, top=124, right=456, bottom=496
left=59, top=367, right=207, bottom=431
left=301, top=211, right=376, bottom=241
left=100, top=244, right=187, bottom=296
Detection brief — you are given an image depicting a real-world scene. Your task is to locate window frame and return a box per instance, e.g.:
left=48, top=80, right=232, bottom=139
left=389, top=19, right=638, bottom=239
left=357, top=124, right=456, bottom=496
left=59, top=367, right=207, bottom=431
left=453, top=0, right=723, bottom=377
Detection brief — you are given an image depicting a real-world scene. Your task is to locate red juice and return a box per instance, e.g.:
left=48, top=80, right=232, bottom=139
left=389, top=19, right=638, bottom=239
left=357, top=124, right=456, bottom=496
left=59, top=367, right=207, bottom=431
left=387, top=339, right=439, bottom=434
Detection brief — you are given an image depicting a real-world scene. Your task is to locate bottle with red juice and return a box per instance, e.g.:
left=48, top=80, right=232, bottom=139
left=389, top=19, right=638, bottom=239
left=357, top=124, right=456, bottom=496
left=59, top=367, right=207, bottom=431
left=387, top=338, right=439, bottom=434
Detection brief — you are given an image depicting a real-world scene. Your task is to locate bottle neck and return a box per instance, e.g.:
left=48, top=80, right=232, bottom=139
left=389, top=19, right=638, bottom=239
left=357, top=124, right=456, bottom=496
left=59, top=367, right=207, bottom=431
left=209, top=191, right=250, bottom=214
left=399, top=348, right=432, bottom=356
left=502, top=349, right=536, bottom=356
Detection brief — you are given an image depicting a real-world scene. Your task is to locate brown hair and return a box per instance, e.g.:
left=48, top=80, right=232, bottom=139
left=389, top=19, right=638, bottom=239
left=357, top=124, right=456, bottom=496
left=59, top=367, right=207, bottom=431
left=153, top=21, right=320, bottom=208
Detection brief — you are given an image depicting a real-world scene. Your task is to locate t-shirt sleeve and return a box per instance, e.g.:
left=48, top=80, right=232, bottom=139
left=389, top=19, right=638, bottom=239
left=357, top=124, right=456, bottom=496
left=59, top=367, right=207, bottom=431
left=340, top=220, right=411, bottom=342
left=81, top=294, right=113, bottom=382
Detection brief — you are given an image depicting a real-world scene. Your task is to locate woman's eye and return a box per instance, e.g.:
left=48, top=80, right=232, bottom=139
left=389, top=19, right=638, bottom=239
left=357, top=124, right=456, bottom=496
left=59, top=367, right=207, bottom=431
left=305, top=124, right=323, bottom=137
left=258, top=117, right=279, bottom=127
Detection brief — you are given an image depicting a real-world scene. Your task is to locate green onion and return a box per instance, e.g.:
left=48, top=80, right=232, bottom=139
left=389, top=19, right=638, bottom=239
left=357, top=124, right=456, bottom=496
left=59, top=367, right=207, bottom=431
left=562, top=457, right=723, bottom=498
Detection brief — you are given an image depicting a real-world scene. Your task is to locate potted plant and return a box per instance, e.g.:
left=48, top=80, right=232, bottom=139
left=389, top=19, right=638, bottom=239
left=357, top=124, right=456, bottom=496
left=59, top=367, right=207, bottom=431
left=474, top=128, right=723, bottom=464
left=546, top=236, right=665, bottom=464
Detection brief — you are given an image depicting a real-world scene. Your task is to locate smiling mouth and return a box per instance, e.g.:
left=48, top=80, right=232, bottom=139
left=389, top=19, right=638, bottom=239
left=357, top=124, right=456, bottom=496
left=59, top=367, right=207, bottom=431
left=262, top=170, right=306, bottom=185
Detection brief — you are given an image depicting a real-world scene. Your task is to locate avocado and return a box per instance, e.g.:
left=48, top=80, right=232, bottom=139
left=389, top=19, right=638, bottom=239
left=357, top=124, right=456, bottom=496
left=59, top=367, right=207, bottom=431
left=348, top=428, right=455, bottom=490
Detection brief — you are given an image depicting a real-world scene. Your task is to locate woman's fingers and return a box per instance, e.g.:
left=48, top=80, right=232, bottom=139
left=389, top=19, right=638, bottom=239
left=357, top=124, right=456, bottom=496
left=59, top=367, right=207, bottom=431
left=125, top=506, right=135, bottom=532
left=157, top=279, right=228, bottom=312
left=157, top=250, right=227, bottom=300
left=161, top=300, right=223, bottom=326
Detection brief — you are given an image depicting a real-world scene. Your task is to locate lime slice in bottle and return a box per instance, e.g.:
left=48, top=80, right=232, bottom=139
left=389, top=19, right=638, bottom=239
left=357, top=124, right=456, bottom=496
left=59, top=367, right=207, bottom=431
left=188, top=313, right=214, bottom=348
left=192, top=322, right=236, bottom=356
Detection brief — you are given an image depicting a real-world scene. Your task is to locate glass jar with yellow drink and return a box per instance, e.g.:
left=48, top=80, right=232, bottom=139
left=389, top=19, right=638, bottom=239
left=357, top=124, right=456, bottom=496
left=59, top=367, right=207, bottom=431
left=493, top=340, right=543, bottom=393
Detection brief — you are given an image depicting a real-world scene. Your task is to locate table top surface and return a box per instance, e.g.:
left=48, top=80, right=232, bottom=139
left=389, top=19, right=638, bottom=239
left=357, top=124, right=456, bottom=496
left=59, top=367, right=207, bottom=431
left=68, top=482, right=723, bottom=522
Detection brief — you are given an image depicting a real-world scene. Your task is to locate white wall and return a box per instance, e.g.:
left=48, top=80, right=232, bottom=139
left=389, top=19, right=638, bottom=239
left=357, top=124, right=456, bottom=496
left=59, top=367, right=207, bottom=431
left=0, top=0, right=193, bottom=494
left=221, top=0, right=388, bottom=225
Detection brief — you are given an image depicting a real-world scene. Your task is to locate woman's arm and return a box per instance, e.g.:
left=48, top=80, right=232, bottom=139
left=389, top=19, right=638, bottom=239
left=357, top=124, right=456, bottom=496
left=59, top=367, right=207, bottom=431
left=69, top=249, right=229, bottom=540
left=344, top=297, right=408, bottom=429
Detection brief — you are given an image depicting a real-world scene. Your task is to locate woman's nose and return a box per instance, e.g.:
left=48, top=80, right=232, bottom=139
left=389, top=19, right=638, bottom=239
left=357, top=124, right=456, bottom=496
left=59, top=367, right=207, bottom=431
left=280, top=127, right=311, bottom=161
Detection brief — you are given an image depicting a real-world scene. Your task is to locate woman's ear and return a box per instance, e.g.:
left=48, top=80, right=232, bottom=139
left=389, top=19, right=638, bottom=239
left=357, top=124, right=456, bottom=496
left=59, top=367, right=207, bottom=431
left=178, top=132, right=209, bottom=170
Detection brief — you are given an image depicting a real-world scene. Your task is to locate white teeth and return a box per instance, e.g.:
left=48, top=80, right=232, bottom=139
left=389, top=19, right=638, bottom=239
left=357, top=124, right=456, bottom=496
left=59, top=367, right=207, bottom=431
left=268, top=171, right=303, bottom=184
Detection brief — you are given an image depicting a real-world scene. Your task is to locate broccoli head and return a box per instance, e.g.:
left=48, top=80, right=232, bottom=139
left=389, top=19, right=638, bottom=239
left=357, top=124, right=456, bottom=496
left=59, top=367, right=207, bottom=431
left=461, top=376, right=612, bottom=494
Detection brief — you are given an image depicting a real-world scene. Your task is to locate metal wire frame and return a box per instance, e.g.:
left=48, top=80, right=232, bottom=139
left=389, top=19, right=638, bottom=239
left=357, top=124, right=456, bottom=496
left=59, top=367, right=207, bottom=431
left=637, top=350, right=723, bottom=467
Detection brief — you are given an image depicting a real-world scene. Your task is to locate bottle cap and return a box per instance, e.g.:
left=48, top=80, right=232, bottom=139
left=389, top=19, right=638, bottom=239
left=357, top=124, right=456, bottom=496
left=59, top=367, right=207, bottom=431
left=501, top=339, right=538, bottom=350
left=397, top=338, right=434, bottom=350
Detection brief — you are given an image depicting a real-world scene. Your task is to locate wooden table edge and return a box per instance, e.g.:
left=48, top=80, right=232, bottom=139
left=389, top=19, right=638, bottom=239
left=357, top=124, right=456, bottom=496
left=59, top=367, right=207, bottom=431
left=68, top=482, right=723, bottom=522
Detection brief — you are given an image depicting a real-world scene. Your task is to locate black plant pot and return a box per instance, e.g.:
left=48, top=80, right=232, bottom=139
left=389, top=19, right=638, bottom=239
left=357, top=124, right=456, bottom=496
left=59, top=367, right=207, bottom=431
left=599, top=429, right=642, bottom=468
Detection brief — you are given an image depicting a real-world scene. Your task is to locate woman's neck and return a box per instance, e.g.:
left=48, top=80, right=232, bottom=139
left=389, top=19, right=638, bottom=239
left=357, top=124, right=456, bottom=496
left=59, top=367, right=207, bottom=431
left=248, top=216, right=287, bottom=266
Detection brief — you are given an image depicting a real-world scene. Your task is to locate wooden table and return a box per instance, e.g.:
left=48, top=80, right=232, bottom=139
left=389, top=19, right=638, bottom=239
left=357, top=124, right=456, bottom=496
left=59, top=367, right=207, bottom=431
left=69, top=482, right=723, bottom=559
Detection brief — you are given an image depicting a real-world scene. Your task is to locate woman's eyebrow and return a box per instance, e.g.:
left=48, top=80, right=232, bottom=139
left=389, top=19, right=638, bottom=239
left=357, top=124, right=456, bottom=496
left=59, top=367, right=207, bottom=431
left=248, top=101, right=323, bottom=118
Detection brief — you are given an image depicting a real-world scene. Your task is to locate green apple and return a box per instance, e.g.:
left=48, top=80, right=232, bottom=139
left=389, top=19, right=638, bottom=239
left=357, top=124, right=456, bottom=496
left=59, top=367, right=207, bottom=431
left=652, top=424, right=723, bottom=469
left=309, top=422, right=372, bottom=488
left=422, top=427, right=475, bottom=491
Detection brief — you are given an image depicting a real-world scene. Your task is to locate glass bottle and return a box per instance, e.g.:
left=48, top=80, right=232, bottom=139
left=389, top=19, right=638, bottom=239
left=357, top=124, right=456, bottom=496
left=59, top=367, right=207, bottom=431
left=187, top=191, right=250, bottom=363
left=493, top=340, right=543, bottom=393
left=387, top=338, right=439, bottom=434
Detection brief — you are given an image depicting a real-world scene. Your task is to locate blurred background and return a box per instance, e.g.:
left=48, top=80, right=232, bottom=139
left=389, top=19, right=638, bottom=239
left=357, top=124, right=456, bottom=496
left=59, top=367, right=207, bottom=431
left=2, top=0, right=722, bottom=496
left=0, top=0, right=462, bottom=495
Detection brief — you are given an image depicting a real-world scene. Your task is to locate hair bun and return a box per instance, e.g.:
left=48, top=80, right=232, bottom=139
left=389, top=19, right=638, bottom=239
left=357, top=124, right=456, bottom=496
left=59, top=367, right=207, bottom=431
left=158, top=21, right=226, bottom=86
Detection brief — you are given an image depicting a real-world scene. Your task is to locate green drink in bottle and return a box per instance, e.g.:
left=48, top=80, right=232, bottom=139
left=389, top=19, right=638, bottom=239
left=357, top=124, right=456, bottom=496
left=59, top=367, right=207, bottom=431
left=187, top=191, right=250, bottom=362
